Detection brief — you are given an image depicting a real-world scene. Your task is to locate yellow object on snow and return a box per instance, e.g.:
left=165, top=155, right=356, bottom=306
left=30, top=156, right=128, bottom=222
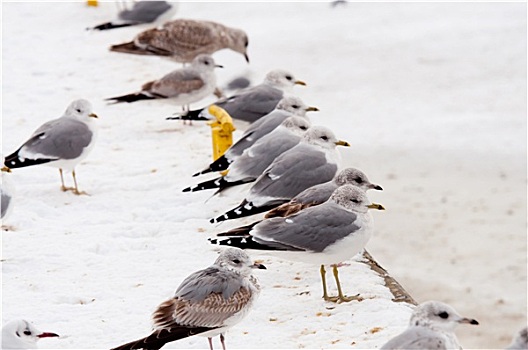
left=87, top=0, right=98, bottom=7
left=207, top=105, right=236, bottom=161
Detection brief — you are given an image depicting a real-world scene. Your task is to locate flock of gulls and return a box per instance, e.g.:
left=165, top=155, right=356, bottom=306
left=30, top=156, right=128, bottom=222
left=1, top=1, right=526, bottom=350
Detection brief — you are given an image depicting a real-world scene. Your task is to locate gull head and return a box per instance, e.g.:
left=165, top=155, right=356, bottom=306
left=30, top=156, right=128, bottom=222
left=276, top=96, right=318, bottom=117
left=330, top=184, right=384, bottom=213
left=215, top=247, right=266, bottom=276
left=228, top=28, right=249, bottom=63
left=302, top=126, right=349, bottom=150
left=64, top=99, right=98, bottom=121
left=264, top=70, right=306, bottom=91
left=193, top=54, right=223, bottom=71
left=335, top=167, right=383, bottom=191
left=410, top=301, right=479, bottom=332
left=281, top=116, right=311, bottom=137
left=2, top=319, right=59, bottom=350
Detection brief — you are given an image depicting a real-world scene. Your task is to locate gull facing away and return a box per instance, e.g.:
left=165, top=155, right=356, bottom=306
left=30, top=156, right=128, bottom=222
left=191, top=96, right=318, bottom=177
left=380, top=301, right=479, bottom=349
left=183, top=116, right=312, bottom=194
left=90, top=1, right=177, bottom=31
left=111, top=248, right=266, bottom=350
left=2, top=319, right=59, bottom=349
left=506, top=327, right=528, bottom=349
left=210, top=185, right=385, bottom=303
left=110, top=19, right=249, bottom=63
left=106, top=54, right=221, bottom=110
left=168, top=69, right=307, bottom=123
left=3, top=99, right=98, bottom=195
left=1, top=166, right=15, bottom=227
left=210, top=126, right=350, bottom=224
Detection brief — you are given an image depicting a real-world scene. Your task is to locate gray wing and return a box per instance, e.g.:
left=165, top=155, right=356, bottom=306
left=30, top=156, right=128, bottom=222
left=248, top=143, right=338, bottom=203
left=145, top=69, right=205, bottom=97
left=216, top=84, right=283, bottom=123
left=119, top=1, right=172, bottom=23
left=226, top=109, right=290, bottom=158
left=251, top=202, right=359, bottom=252
left=227, top=129, right=301, bottom=181
left=21, top=118, right=93, bottom=160
left=380, top=327, right=449, bottom=350
left=292, top=181, right=338, bottom=205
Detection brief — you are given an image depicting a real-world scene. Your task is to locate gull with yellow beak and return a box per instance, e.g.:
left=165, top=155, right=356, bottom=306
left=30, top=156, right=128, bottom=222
left=4, top=99, right=98, bottom=195
left=210, top=126, right=351, bottom=223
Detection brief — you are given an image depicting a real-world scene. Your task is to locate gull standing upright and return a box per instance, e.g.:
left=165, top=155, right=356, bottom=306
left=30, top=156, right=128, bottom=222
left=4, top=99, right=98, bottom=195
left=191, top=96, right=318, bottom=177
left=106, top=54, right=222, bottom=111
left=210, top=126, right=350, bottom=223
left=111, top=248, right=266, bottom=350
left=380, top=301, right=479, bottom=349
left=183, top=116, right=312, bottom=194
left=211, top=185, right=385, bottom=303
left=109, top=19, right=249, bottom=63
left=90, top=1, right=177, bottom=31
left=169, top=69, right=307, bottom=123
left=2, top=319, right=59, bottom=349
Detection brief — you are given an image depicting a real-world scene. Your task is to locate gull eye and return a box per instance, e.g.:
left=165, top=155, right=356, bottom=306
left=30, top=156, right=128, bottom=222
left=23, top=331, right=32, bottom=336
left=350, top=198, right=360, bottom=204
left=244, top=39, right=249, bottom=48
left=438, top=312, right=449, bottom=319
left=232, top=259, right=241, bottom=264
left=354, top=177, right=363, bottom=184
left=300, top=126, right=308, bottom=130
left=320, top=136, right=328, bottom=141
left=76, top=109, right=81, bottom=113
left=285, top=75, right=293, bottom=81
left=291, top=104, right=299, bottom=109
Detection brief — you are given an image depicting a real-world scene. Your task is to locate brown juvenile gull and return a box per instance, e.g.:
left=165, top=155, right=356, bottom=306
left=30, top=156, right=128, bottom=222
left=110, top=248, right=266, bottom=350
left=2, top=319, right=59, bottom=349
left=106, top=54, right=221, bottom=109
left=380, top=301, right=479, bottom=349
left=168, top=69, right=307, bottom=123
left=110, top=18, right=249, bottom=63
left=210, top=126, right=350, bottom=223
left=90, top=1, right=177, bottom=31
left=4, top=99, right=98, bottom=195
left=191, top=96, right=317, bottom=177
left=210, top=185, right=385, bottom=303
left=183, top=116, right=311, bottom=194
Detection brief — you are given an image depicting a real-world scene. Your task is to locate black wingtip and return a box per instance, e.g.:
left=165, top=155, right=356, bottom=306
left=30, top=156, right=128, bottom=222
left=182, top=187, right=191, bottom=192
left=91, top=22, right=137, bottom=31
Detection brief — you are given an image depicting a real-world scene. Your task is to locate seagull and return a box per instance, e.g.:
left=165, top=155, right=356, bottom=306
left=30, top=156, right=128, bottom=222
left=168, top=69, right=307, bottom=123
left=1, top=166, right=15, bottom=229
left=506, top=327, right=528, bottom=349
left=191, top=96, right=317, bottom=177
left=90, top=1, right=177, bottom=31
left=110, top=247, right=266, bottom=350
left=2, top=319, right=59, bottom=349
left=106, top=54, right=221, bottom=111
left=109, top=18, right=249, bottom=63
left=183, top=116, right=311, bottom=194
left=210, top=126, right=350, bottom=223
left=3, top=99, right=98, bottom=195
left=380, top=300, right=479, bottom=349
left=210, top=185, right=385, bottom=303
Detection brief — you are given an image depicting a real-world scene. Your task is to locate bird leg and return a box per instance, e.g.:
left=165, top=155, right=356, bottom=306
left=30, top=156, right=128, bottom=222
left=326, top=264, right=363, bottom=303
left=71, top=170, right=88, bottom=196
left=220, top=334, right=226, bottom=350
left=59, top=168, right=75, bottom=192
left=320, top=264, right=331, bottom=301
left=208, top=337, right=214, bottom=350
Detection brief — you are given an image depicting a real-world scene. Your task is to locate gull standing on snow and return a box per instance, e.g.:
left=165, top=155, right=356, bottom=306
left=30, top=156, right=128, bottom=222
left=4, top=99, right=98, bottom=195
left=2, top=319, right=59, bottom=349
left=110, top=19, right=249, bottom=63
left=169, top=69, right=307, bottom=123
left=191, top=96, right=318, bottom=177
left=183, top=116, right=312, bottom=194
left=210, top=126, right=350, bottom=223
left=380, top=301, right=479, bottom=349
left=211, top=185, right=385, bottom=303
left=506, top=327, right=528, bottom=349
left=90, top=1, right=177, bottom=31
left=111, top=248, right=266, bottom=350
left=106, top=54, right=222, bottom=110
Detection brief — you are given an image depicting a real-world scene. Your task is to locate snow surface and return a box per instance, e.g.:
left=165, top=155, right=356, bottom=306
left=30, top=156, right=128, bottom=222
left=2, top=2, right=526, bottom=349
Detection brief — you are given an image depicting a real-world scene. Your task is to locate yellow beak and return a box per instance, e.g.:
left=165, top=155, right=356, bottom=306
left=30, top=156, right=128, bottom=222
left=1, top=166, right=12, bottom=173
left=335, top=140, right=350, bottom=147
left=295, top=80, right=306, bottom=86
left=306, top=106, right=319, bottom=112
left=367, top=203, right=385, bottom=210
left=89, top=113, right=98, bottom=119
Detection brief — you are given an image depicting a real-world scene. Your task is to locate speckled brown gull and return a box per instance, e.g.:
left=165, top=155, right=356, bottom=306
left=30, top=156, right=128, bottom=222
left=110, top=18, right=249, bottom=63
left=110, top=248, right=265, bottom=350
